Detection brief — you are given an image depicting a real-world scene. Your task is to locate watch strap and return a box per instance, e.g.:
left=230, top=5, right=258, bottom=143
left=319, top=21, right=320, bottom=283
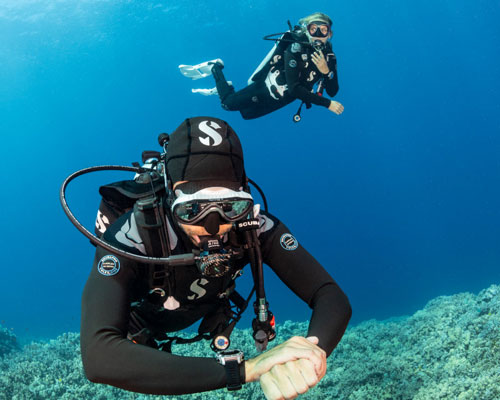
left=225, top=359, right=242, bottom=391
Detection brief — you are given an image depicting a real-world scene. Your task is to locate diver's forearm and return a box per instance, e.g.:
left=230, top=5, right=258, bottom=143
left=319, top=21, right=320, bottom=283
left=307, top=282, right=352, bottom=356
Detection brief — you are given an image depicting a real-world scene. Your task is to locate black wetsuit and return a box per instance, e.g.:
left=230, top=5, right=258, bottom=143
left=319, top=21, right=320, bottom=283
left=81, top=208, right=351, bottom=395
left=213, top=33, right=339, bottom=120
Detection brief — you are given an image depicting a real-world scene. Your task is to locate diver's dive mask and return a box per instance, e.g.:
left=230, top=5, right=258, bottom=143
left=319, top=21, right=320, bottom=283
left=307, top=21, right=331, bottom=38
left=172, top=187, right=253, bottom=277
left=171, top=188, right=254, bottom=225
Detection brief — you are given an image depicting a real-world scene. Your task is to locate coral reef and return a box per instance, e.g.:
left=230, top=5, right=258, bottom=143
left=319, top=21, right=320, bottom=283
left=1, top=285, right=500, bottom=399
left=0, top=324, right=18, bottom=357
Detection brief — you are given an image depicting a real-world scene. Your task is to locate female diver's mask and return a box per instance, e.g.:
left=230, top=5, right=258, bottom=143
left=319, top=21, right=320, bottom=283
left=307, top=21, right=331, bottom=38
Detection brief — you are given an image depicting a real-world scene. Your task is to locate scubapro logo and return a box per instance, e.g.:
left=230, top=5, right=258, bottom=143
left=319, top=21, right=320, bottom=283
left=280, top=233, right=298, bottom=251
left=95, top=210, right=110, bottom=234
left=188, top=278, right=209, bottom=300
left=198, top=120, right=223, bottom=146
left=238, top=220, right=259, bottom=228
left=97, top=255, right=120, bottom=276
left=289, top=59, right=297, bottom=68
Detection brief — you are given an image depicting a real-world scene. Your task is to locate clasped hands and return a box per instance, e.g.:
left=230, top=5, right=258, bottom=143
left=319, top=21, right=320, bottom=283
left=245, top=336, right=327, bottom=400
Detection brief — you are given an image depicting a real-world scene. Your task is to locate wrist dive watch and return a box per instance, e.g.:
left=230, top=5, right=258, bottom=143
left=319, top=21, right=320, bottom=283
left=216, top=349, right=244, bottom=391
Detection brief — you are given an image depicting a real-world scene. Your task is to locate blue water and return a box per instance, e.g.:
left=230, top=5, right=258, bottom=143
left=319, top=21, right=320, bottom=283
left=1, top=0, right=499, bottom=341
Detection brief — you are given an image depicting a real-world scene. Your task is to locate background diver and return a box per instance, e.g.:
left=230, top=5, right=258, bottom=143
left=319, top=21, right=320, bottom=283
left=179, top=12, right=345, bottom=121
left=75, top=116, right=352, bottom=399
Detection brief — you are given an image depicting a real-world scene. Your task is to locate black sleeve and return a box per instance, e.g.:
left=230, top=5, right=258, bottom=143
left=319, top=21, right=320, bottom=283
left=259, top=215, right=352, bottom=356
left=284, top=45, right=331, bottom=108
left=323, top=51, right=339, bottom=97
left=80, top=246, right=233, bottom=395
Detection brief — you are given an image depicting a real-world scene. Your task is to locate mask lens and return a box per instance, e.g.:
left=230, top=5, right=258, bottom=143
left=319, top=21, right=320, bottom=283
left=228, top=200, right=254, bottom=219
left=308, top=23, right=318, bottom=35
left=174, top=199, right=252, bottom=224
left=174, top=202, right=201, bottom=221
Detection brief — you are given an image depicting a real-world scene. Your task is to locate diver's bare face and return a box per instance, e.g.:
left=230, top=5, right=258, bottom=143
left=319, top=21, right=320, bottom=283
left=178, top=222, right=232, bottom=246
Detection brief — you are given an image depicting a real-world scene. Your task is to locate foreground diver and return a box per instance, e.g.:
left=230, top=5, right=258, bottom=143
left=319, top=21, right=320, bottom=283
left=179, top=12, right=344, bottom=121
left=79, top=117, right=351, bottom=399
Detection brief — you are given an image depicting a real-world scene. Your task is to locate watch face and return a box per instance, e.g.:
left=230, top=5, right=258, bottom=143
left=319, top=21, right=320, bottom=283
left=217, top=349, right=244, bottom=364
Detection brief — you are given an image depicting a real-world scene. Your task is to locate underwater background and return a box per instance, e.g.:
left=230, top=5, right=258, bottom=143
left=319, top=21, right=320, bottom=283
left=1, top=0, right=500, bottom=398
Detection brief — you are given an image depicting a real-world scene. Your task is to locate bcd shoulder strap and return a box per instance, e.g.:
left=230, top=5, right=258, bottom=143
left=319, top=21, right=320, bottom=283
left=133, top=194, right=173, bottom=290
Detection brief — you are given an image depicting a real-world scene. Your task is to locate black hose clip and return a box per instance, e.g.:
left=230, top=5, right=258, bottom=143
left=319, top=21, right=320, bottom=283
left=252, top=300, right=276, bottom=352
left=293, top=102, right=304, bottom=123
left=252, top=311, right=276, bottom=352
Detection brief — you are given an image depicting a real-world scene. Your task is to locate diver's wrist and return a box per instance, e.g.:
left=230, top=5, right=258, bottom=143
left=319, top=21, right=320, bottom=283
left=244, top=357, right=257, bottom=382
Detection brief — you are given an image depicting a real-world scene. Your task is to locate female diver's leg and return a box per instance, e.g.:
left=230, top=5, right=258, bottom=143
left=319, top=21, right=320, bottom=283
left=211, top=64, right=263, bottom=112
left=211, top=63, right=236, bottom=104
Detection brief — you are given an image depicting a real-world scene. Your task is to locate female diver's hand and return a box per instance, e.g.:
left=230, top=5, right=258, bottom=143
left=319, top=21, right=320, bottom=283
left=244, top=336, right=326, bottom=384
left=311, top=50, right=330, bottom=75
left=328, top=100, right=344, bottom=115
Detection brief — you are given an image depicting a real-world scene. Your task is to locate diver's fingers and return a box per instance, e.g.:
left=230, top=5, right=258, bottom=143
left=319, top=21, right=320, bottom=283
left=260, top=371, right=287, bottom=400
left=312, top=51, right=325, bottom=61
left=261, top=364, right=299, bottom=400
left=289, top=336, right=326, bottom=376
left=260, top=359, right=321, bottom=400
left=270, top=364, right=299, bottom=399
left=297, top=359, right=322, bottom=386
left=284, top=359, right=318, bottom=393
left=305, top=336, right=319, bottom=345
left=246, top=336, right=326, bottom=382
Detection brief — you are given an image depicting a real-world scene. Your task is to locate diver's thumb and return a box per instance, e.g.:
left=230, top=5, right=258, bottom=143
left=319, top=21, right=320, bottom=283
left=306, top=336, right=319, bottom=345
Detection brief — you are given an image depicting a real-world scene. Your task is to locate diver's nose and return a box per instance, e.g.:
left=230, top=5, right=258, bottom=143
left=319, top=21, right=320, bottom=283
left=203, top=212, right=221, bottom=235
